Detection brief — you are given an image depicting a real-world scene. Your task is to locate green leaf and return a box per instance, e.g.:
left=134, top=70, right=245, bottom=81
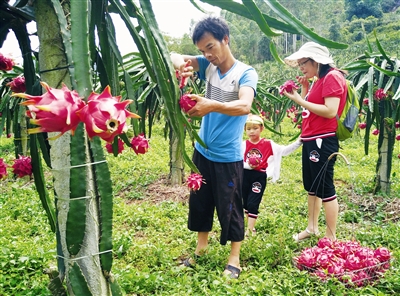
left=67, top=124, right=87, bottom=255
left=374, top=30, right=394, bottom=68
left=30, top=134, right=56, bottom=233
left=366, top=61, right=400, bottom=78
left=199, top=0, right=301, bottom=34
left=89, top=137, right=113, bottom=276
left=368, top=66, right=374, bottom=112
left=242, top=0, right=280, bottom=37
left=138, top=0, right=200, bottom=173
left=70, top=0, right=92, bottom=96
left=69, top=262, right=92, bottom=295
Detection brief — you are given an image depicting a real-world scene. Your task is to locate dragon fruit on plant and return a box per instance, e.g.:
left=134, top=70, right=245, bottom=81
left=0, top=53, right=14, bottom=71
left=358, top=122, right=367, bottom=129
left=77, top=86, right=140, bottom=143
left=186, top=173, right=204, bottom=191
left=105, top=138, right=125, bottom=155
left=12, top=155, right=32, bottom=178
left=0, top=158, right=8, bottom=180
left=374, top=88, right=387, bottom=100
left=7, top=76, right=26, bottom=93
left=130, top=134, right=149, bottom=155
left=179, top=94, right=196, bottom=113
left=14, top=82, right=86, bottom=139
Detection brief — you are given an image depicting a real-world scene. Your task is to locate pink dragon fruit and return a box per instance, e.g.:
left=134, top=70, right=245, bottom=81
left=374, top=88, right=387, bottom=100
left=179, top=94, right=196, bottom=113
left=0, top=158, right=8, bottom=180
left=296, top=247, right=318, bottom=269
left=296, top=238, right=391, bottom=286
left=130, top=134, right=149, bottom=155
left=105, top=138, right=125, bottom=155
left=351, top=270, right=370, bottom=287
left=0, top=53, right=14, bottom=71
left=395, top=134, right=400, bottom=141
left=326, top=261, right=345, bottom=275
left=374, top=247, right=391, bottom=263
left=358, top=122, right=367, bottom=129
left=279, top=80, right=299, bottom=95
left=12, top=155, right=32, bottom=178
left=186, top=173, right=204, bottom=191
left=77, top=86, right=140, bottom=143
left=317, top=237, right=333, bottom=249
left=395, top=122, right=400, bottom=129
left=14, top=82, right=86, bottom=139
left=7, top=76, right=26, bottom=93
left=372, top=129, right=379, bottom=135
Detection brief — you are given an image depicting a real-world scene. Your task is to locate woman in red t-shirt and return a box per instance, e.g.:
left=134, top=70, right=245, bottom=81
left=282, top=42, right=347, bottom=242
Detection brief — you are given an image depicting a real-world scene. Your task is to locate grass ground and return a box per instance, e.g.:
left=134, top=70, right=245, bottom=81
left=0, top=122, right=399, bottom=295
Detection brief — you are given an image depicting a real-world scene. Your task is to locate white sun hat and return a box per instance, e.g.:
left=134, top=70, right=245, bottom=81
left=284, top=42, right=334, bottom=67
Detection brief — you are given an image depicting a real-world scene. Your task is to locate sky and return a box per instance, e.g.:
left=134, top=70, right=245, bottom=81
left=1, top=1, right=220, bottom=63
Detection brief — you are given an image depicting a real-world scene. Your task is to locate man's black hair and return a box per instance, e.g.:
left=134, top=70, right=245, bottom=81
left=192, top=16, right=229, bottom=44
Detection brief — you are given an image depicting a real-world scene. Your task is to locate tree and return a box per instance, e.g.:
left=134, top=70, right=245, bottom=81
left=329, top=19, right=342, bottom=42
left=345, top=0, right=384, bottom=20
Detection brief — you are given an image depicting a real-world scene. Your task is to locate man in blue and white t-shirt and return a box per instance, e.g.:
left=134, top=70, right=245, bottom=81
left=171, top=16, right=258, bottom=279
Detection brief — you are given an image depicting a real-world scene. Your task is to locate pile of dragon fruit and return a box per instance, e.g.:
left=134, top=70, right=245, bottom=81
left=294, top=238, right=391, bottom=287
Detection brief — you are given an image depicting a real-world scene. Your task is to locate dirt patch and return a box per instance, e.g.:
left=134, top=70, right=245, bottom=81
left=141, top=175, right=189, bottom=204
left=335, top=180, right=400, bottom=222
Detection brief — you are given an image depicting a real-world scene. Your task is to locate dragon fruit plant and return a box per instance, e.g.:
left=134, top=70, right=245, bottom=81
left=130, top=134, right=149, bottom=155
left=279, top=80, right=299, bottom=95
left=179, top=94, right=196, bottom=113
left=13, top=82, right=86, bottom=139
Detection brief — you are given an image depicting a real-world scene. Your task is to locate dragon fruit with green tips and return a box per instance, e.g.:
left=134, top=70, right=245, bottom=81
left=130, top=134, right=149, bottom=155
left=12, top=155, right=32, bottom=178
left=13, top=82, right=86, bottom=139
left=77, top=86, right=140, bottom=143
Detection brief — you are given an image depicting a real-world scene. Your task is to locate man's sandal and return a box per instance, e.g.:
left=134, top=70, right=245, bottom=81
left=178, top=254, right=199, bottom=268
left=293, top=228, right=320, bottom=243
left=223, top=264, right=241, bottom=279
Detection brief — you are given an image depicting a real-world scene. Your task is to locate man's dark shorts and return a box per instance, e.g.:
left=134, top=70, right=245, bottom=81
left=188, top=149, right=245, bottom=245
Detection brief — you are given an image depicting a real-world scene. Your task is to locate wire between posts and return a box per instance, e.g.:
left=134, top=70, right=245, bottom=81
left=56, top=250, right=112, bottom=261
left=51, top=160, right=107, bottom=171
